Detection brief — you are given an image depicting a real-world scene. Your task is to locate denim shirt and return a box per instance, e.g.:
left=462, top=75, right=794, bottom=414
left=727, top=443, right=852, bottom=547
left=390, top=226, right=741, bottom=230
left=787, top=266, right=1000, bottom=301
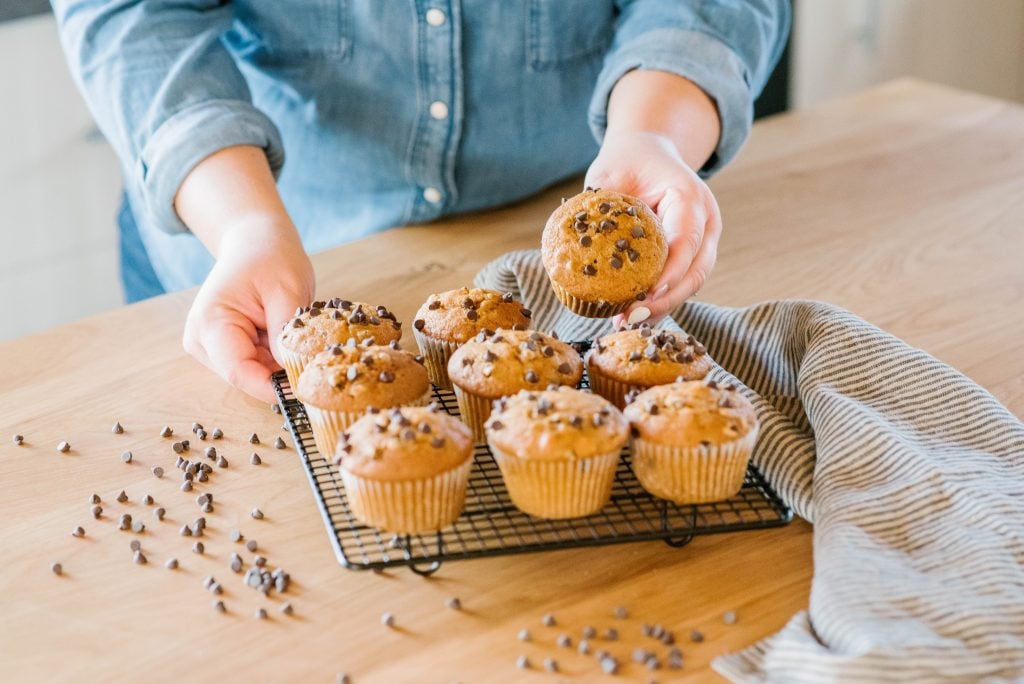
left=53, top=0, right=789, bottom=293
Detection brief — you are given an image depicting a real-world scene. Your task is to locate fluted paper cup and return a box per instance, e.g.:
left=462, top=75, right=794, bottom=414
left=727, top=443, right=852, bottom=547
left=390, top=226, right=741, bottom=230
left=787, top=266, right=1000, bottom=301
left=547, top=278, right=632, bottom=319
left=412, top=329, right=458, bottom=390
left=630, top=427, right=758, bottom=504
left=340, top=459, right=472, bottom=534
left=489, top=444, right=621, bottom=519
left=451, top=386, right=498, bottom=443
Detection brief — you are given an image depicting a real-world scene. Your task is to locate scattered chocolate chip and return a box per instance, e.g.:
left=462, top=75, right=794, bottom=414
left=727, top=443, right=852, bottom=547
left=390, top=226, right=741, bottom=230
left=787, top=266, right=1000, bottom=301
left=466, top=309, right=478, bottom=321
left=133, top=550, right=147, bottom=565
left=517, top=628, right=532, bottom=642
left=446, top=597, right=462, bottom=611
left=154, top=507, right=165, bottom=521
left=598, top=201, right=611, bottom=213
left=557, top=634, right=572, bottom=648
left=251, top=508, right=264, bottom=520
left=165, top=558, right=178, bottom=570
left=541, top=613, right=556, bottom=627
left=131, top=520, right=145, bottom=533
left=180, top=525, right=192, bottom=537
left=516, top=656, right=530, bottom=670
left=193, top=542, right=204, bottom=554
left=378, top=371, right=395, bottom=384
left=172, top=442, right=183, bottom=455
left=605, top=627, right=619, bottom=641
left=627, top=248, right=641, bottom=262
left=51, top=562, right=63, bottom=576
left=246, top=540, right=258, bottom=552
left=501, top=292, right=515, bottom=303
left=381, top=612, right=395, bottom=628
left=213, top=600, right=226, bottom=613
left=116, top=490, right=128, bottom=503
left=71, top=526, right=85, bottom=538
left=160, top=426, right=172, bottom=438
left=57, top=441, right=70, bottom=453
left=273, top=436, right=286, bottom=449
left=130, top=540, right=142, bottom=552
left=180, top=481, right=192, bottom=492
left=255, top=607, right=267, bottom=620
left=600, top=656, right=620, bottom=675
left=119, top=450, right=133, bottom=464
left=281, top=602, right=294, bottom=616
left=91, top=505, right=102, bottom=519
left=217, top=455, right=229, bottom=468
left=250, top=453, right=262, bottom=466
left=600, top=219, right=616, bottom=232
left=543, top=658, right=558, bottom=673
left=578, top=639, right=590, bottom=655
left=13, top=434, right=24, bottom=445
left=723, top=610, right=738, bottom=625
left=151, top=466, right=164, bottom=479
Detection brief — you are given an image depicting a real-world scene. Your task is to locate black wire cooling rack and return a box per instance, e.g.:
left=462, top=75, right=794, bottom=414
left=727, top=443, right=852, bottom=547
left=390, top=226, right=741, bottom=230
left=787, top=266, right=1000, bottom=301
left=273, top=360, right=792, bottom=575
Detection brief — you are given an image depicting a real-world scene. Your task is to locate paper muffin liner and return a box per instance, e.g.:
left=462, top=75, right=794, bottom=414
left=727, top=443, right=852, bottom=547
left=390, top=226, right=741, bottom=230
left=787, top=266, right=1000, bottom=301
left=412, top=329, right=458, bottom=390
left=280, top=347, right=312, bottom=391
left=630, top=426, right=758, bottom=505
left=304, top=390, right=432, bottom=458
left=341, top=459, right=472, bottom=534
left=548, top=278, right=633, bottom=319
left=586, top=361, right=639, bottom=410
left=489, top=444, right=621, bottom=519
left=451, top=386, right=499, bottom=443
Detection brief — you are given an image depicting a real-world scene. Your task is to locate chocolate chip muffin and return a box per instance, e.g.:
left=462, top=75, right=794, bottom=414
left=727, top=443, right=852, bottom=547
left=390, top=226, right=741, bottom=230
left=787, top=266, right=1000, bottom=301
left=336, top=405, right=474, bottom=534
left=294, top=341, right=430, bottom=457
left=447, top=329, right=583, bottom=441
left=412, top=287, right=533, bottom=389
left=623, top=379, right=758, bottom=504
left=586, top=326, right=713, bottom=408
left=485, top=387, right=628, bottom=518
left=278, top=298, right=402, bottom=388
left=542, top=189, right=667, bottom=318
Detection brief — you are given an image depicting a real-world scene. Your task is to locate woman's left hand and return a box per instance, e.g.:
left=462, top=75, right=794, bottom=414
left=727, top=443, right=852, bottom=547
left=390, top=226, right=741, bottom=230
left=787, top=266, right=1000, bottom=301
left=585, top=128, right=722, bottom=328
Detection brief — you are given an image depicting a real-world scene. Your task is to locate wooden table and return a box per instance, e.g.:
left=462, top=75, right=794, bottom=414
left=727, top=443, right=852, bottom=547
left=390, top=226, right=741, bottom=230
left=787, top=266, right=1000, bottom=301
left=2, top=79, right=1022, bottom=683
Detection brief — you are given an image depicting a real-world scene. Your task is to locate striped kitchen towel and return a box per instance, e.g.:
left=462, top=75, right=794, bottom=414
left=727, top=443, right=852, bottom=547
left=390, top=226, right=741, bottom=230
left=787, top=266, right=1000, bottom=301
left=475, top=249, right=1024, bottom=683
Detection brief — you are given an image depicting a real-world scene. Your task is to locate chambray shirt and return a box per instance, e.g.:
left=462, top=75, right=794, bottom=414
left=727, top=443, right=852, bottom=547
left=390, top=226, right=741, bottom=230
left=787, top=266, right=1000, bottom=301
left=53, top=0, right=789, bottom=293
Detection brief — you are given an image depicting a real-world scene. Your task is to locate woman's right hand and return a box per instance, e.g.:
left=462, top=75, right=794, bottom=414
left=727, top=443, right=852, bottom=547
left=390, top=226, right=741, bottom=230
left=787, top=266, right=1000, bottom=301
left=174, top=145, right=314, bottom=402
left=182, top=217, right=315, bottom=402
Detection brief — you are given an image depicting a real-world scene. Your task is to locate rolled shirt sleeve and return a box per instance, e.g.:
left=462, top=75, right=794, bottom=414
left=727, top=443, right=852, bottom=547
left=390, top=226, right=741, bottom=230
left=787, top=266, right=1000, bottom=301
left=52, top=0, right=285, bottom=234
left=589, top=0, right=791, bottom=175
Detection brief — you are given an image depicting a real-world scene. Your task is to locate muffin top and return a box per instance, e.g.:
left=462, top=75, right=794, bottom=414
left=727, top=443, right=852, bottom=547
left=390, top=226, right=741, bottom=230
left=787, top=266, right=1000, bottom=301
left=413, top=287, right=532, bottom=344
left=623, top=380, right=757, bottom=448
left=541, top=189, right=667, bottom=303
left=337, top=406, right=473, bottom=481
left=447, top=329, right=583, bottom=398
left=294, top=341, right=429, bottom=411
left=587, top=326, right=713, bottom=385
left=278, top=298, right=402, bottom=357
left=485, top=387, right=628, bottom=460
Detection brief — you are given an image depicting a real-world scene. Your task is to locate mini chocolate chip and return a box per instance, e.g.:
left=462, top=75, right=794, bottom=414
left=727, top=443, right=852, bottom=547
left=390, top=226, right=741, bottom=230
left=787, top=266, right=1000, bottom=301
left=193, top=541, right=204, bottom=554
left=557, top=362, right=572, bottom=374
left=160, top=426, right=173, bottom=438
left=112, top=422, right=123, bottom=434
left=461, top=297, right=476, bottom=310
left=12, top=434, right=24, bottom=445
left=626, top=205, right=637, bottom=216
left=133, top=550, right=147, bottom=564
left=152, top=466, right=164, bottom=478
left=627, top=249, right=641, bottom=262
left=466, top=309, right=478, bottom=321
left=568, top=415, right=583, bottom=428
left=482, top=350, right=496, bottom=363
left=574, top=210, right=587, bottom=222
left=427, top=299, right=441, bottom=310
left=610, top=256, right=623, bottom=269
left=211, top=427, right=223, bottom=439
left=525, top=370, right=539, bottom=383
left=541, top=613, right=556, bottom=627
left=251, top=508, right=264, bottom=520
left=628, top=350, right=642, bottom=362
left=378, top=371, right=395, bottom=383
left=580, top=235, right=592, bottom=247
left=71, top=526, right=85, bottom=538
left=502, top=292, right=514, bottom=303
left=381, top=612, right=395, bottom=628
left=414, top=318, right=426, bottom=331
left=250, top=453, right=261, bottom=465
left=488, top=420, right=504, bottom=430
left=291, top=318, right=304, bottom=328
left=583, top=264, right=597, bottom=276
left=521, top=308, right=532, bottom=319
left=246, top=539, right=258, bottom=552
left=631, top=226, right=644, bottom=238
left=430, top=436, right=445, bottom=449
left=121, top=450, right=133, bottom=463
left=213, top=600, right=225, bottom=613
left=116, top=490, right=128, bottom=503
left=599, top=219, right=616, bottom=232
left=91, top=505, right=102, bottom=518
left=142, top=494, right=153, bottom=506
left=57, top=441, right=71, bottom=453
left=154, top=507, right=165, bottom=520
left=165, top=558, right=178, bottom=570
left=598, top=201, right=611, bottom=213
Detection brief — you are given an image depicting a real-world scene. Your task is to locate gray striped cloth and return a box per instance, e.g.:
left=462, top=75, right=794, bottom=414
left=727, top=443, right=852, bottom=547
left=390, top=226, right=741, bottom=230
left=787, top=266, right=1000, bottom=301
left=475, top=250, right=1024, bottom=682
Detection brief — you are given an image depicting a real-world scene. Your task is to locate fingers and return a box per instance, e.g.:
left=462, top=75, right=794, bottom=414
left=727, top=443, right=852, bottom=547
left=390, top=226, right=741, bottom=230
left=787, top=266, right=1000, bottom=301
left=200, top=315, right=278, bottom=403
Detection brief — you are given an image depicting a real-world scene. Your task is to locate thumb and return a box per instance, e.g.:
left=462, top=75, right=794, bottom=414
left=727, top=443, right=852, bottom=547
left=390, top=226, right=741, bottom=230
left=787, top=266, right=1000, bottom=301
left=265, top=286, right=313, bottom=364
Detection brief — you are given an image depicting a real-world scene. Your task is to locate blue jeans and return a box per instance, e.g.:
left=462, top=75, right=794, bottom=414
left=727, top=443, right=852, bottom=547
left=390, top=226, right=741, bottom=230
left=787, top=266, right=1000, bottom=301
left=117, top=193, right=166, bottom=303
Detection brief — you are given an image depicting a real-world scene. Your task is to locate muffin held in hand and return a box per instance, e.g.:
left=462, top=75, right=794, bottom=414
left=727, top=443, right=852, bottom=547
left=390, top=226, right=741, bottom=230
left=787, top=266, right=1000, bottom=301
left=542, top=189, right=667, bottom=318
left=412, top=287, right=533, bottom=390
left=336, top=405, right=474, bottom=534
left=294, top=341, right=430, bottom=457
left=623, top=379, right=758, bottom=505
left=447, top=329, right=583, bottom=441
left=587, top=326, right=713, bottom=408
left=277, top=298, right=402, bottom=388
left=485, top=387, right=628, bottom=519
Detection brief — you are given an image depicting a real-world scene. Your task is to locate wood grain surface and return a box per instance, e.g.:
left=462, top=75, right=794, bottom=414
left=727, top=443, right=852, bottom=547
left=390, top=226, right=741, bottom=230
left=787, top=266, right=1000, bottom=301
left=1, top=80, right=1022, bottom=683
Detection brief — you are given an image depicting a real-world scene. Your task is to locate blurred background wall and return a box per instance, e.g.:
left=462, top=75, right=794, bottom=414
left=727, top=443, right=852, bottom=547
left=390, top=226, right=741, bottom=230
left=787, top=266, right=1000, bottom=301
left=1, top=0, right=1023, bottom=342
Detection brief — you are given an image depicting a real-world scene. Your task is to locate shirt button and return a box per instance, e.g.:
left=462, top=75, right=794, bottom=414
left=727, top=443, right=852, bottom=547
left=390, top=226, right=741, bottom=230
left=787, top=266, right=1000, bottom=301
left=425, top=8, right=446, bottom=26
left=423, top=187, right=443, bottom=204
left=429, top=101, right=449, bottom=120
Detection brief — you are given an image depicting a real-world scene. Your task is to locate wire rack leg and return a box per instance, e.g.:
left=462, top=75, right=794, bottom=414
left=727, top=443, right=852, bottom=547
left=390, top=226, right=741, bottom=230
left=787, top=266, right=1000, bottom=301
left=404, top=533, right=444, bottom=577
left=659, top=499, right=695, bottom=548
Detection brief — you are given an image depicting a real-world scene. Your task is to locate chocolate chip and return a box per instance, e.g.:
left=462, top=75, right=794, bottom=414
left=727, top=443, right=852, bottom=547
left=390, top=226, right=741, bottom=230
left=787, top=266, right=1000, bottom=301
left=430, top=436, right=445, bottom=448
left=488, top=420, right=504, bottom=430
left=600, top=656, right=619, bottom=674
left=180, top=524, right=192, bottom=537
left=521, top=308, right=532, bottom=319
left=250, top=453, right=261, bottom=465
left=111, top=421, right=124, bottom=434
left=246, top=539, right=258, bottom=552
left=251, top=508, right=264, bottom=520
left=568, top=415, right=583, bottom=428
left=583, top=264, right=597, bottom=276
left=141, top=494, right=153, bottom=506
left=598, top=201, right=611, bottom=213
left=71, top=526, right=85, bottom=538
left=626, top=205, right=637, bottom=217
left=610, top=256, right=623, bottom=269
left=543, top=659, right=558, bottom=673
left=193, top=542, right=204, bottom=554
left=414, top=318, right=426, bottom=331
left=378, top=371, right=395, bottom=383
left=381, top=612, right=395, bottom=628
left=217, top=455, right=229, bottom=468
left=12, top=434, right=23, bottom=445
left=466, top=309, right=478, bottom=321
left=57, top=441, right=70, bottom=453
left=628, top=350, right=642, bottom=362
left=131, top=520, right=145, bottom=534
left=707, top=379, right=718, bottom=389
left=160, top=426, right=173, bottom=438
left=580, top=235, right=592, bottom=247
left=501, top=292, right=514, bottom=303
left=723, top=610, right=738, bottom=624
left=627, top=249, right=641, bottom=262
left=273, top=436, right=286, bottom=450
left=165, top=558, right=178, bottom=570
left=154, top=507, right=165, bottom=521
left=130, top=540, right=142, bottom=552
left=212, top=428, right=223, bottom=439
left=599, top=219, right=616, bottom=232
left=636, top=292, right=646, bottom=301
left=151, top=466, right=164, bottom=479
left=213, top=600, right=226, bottom=613
left=172, top=441, right=183, bottom=454
left=517, top=628, right=532, bottom=641
left=180, top=480, right=192, bottom=492
left=574, top=210, right=587, bottom=222
left=91, top=505, right=102, bottom=519
left=446, top=597, right=462, bottom=610
left=578, top=639, right=590, bottom=655
left=541, top=613, right=556, bottom=627
left=645, top=345, right=659, bottom=362
left=525, top=370, right=539, bottom=383
left=516, top=656, right=530, bottom=670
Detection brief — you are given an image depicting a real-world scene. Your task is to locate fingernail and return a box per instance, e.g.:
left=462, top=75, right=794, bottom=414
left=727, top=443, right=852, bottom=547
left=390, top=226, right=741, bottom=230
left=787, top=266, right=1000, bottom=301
left=651, top=283, right=669, bottom=302
left=626, top=306, right=651, bottom=326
